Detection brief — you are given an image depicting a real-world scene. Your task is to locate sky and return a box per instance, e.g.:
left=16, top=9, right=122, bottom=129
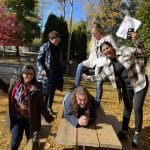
left=40, top=0, right=87, bottom=31
left=40, top=0, right=128, bottom=31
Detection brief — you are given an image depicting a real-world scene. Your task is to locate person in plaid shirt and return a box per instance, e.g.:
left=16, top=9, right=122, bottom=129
left=94, top=32, right=149, bottom=148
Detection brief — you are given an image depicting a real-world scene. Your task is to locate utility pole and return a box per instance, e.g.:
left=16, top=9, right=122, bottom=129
left=66, top=0, right=73, bottom=74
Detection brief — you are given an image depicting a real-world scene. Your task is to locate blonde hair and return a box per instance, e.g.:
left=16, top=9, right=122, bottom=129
left=88, top=22, right=104, bottom=50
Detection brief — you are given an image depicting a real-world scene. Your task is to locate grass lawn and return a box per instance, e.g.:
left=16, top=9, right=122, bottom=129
left=0, top=76, right=150, bottom=150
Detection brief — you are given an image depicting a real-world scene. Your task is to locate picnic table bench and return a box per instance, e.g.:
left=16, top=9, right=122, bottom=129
left=24, top=119, right=52, bottom=150
left=55, top=107, right=122, bottom=149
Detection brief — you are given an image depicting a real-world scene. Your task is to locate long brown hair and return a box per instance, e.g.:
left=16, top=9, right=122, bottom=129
left=71, top=86, right=94, bottom=116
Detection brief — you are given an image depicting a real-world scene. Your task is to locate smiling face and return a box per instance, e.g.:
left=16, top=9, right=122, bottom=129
left=101, top=43, right=116, bottom=59
left=22, top=69, right=34, bottom=84
left=76, top=93, right=88, bottom=108
left=91, top=27, right=103, bottom=40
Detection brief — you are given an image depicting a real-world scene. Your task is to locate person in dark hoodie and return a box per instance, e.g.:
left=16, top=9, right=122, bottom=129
left=37, top=31, right=64, bottom=118
left=63, top=86, right=97, bottom=127
left=8, top=64, right=54, bottom=150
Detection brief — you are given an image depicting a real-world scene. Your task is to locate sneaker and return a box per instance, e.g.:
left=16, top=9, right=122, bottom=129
left=132, top=133, right=140, bottom=148
left=49, top=108, right=57, bottom=118
left=117, top=131, right=128, bottom=140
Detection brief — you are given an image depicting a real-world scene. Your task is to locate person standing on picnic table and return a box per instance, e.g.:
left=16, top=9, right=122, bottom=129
left=94, top=31, right=149, bottom=148
left=63, top=86, right=97, bottom=127
left=37, top=31, right=64, bottom=118
left=74, top=22, right=118, bottom=109
left=8, top=64, right=54, bottom=150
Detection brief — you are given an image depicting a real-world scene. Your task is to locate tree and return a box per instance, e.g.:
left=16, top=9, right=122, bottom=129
left=70, top=21, right=87, bottom=62
left=56, top=0, right=66, bottom=19
left=5, top=0, right=40, bottom=55
left=42, top=13, right=69, bottom=60
left=84, top=0, right=122, bottom=34
left=0, top=5, right=22, bottom=57
left=135, top=0, right=150, bottom=59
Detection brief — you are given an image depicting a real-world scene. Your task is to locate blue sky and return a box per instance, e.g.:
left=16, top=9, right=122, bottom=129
left=40, top=0, right=87, bottom=31
left=40, top=0, right=128, bottom=31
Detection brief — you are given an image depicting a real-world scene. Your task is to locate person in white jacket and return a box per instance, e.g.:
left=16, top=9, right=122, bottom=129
left=74, top=22, right=118, bottom=108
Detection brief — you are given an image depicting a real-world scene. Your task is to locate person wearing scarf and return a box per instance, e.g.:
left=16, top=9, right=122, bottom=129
left=8, top=64, right=54, bottom=150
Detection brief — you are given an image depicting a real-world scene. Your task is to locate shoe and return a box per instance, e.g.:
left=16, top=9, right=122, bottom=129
left=49, top=108, right=57, bottom=118
left=32, top=131, right=40, bottom=150
left=132, top=133, right=140, bottom=148
left=96, top=101, right=100, bottom=109
left=117, top=131, right=128, bottom=140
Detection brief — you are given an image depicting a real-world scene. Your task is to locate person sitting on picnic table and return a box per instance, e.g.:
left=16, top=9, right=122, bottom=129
left=63, top=86, right=97, bottom=127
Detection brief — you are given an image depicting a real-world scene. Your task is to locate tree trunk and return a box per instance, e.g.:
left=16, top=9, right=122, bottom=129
left=3, top=46, right=5, bottom=58
left=66, top=0, right=73, bottom=74
left=16, top=46, right=19, bottom=56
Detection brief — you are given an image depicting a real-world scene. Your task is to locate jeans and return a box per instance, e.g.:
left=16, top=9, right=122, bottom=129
left=122, top=76, right=149, bottom=132
left=10, top=118, right=30, bottom=150
left=75, top=62, right=103, bottom=103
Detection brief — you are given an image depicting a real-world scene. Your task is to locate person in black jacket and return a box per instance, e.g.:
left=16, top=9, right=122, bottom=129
left=8, top=64, right=54, bottom=150
left=37, top=31, right=64, bottom=117
left=64, top=86, right=97, bottom=127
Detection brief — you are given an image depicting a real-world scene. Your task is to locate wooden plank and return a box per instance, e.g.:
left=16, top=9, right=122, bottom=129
left=40, top=120, right=52, bottom=149
left=77, top=124, right=99, bottom=147
left=55, top=118, right=77, bottom=145
left=96, top=109, right=122, bottom=133
left=24, top=119, right=52, bottom=150
left=96, top=123, right=122, bottom=149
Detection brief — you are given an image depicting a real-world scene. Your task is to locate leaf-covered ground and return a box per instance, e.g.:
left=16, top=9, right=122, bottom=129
left=0, top=76, right=150, bottom=150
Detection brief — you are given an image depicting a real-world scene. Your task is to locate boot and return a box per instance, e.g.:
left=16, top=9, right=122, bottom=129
left=132, top=133, right=140, bottom=148
left=32, top=131, right=40, bottom=150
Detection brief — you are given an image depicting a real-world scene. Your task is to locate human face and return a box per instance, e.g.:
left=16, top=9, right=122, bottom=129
left=101, top=44, right=115, bottom=59
left=91, top=28, right=102, bottom=40
left=49, top=37, right=60, bottom=46
left=76, top=93, right=88, bottom=108
left=22, top=69, right=34, bottom=84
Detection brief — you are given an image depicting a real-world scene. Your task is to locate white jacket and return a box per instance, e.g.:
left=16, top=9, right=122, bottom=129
left=82, top=35, right=118, bottom=68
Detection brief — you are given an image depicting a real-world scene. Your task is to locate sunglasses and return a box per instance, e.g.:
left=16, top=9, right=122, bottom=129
left=23, top=72, right=34, bottom=76
left=50, top=36, right=60, bottom=40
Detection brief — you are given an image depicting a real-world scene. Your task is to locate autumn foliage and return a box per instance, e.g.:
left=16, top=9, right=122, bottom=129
left=0, top=5, right=23, bottom=46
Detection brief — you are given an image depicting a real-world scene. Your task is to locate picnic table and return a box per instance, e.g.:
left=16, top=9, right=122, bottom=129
left=55, top=107, right=122, bottom=149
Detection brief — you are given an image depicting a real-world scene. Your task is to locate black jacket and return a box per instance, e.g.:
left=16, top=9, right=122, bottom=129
left=37, top=41, right=64, bottom=95
left=8, top=78, right=53, bottom=136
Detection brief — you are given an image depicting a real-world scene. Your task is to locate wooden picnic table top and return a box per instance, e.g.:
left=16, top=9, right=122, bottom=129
left=55, top=108, right=122, bottom=149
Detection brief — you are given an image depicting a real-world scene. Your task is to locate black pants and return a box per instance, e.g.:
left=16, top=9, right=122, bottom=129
left=122, top=76, right=149, bottom=132
left=44, top=87, right=56, bottom=109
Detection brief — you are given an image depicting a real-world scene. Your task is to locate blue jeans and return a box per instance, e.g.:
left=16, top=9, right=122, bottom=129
left=75, top=62, right=103, bottom=103
left=10, top=118, right=30, bottom=150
